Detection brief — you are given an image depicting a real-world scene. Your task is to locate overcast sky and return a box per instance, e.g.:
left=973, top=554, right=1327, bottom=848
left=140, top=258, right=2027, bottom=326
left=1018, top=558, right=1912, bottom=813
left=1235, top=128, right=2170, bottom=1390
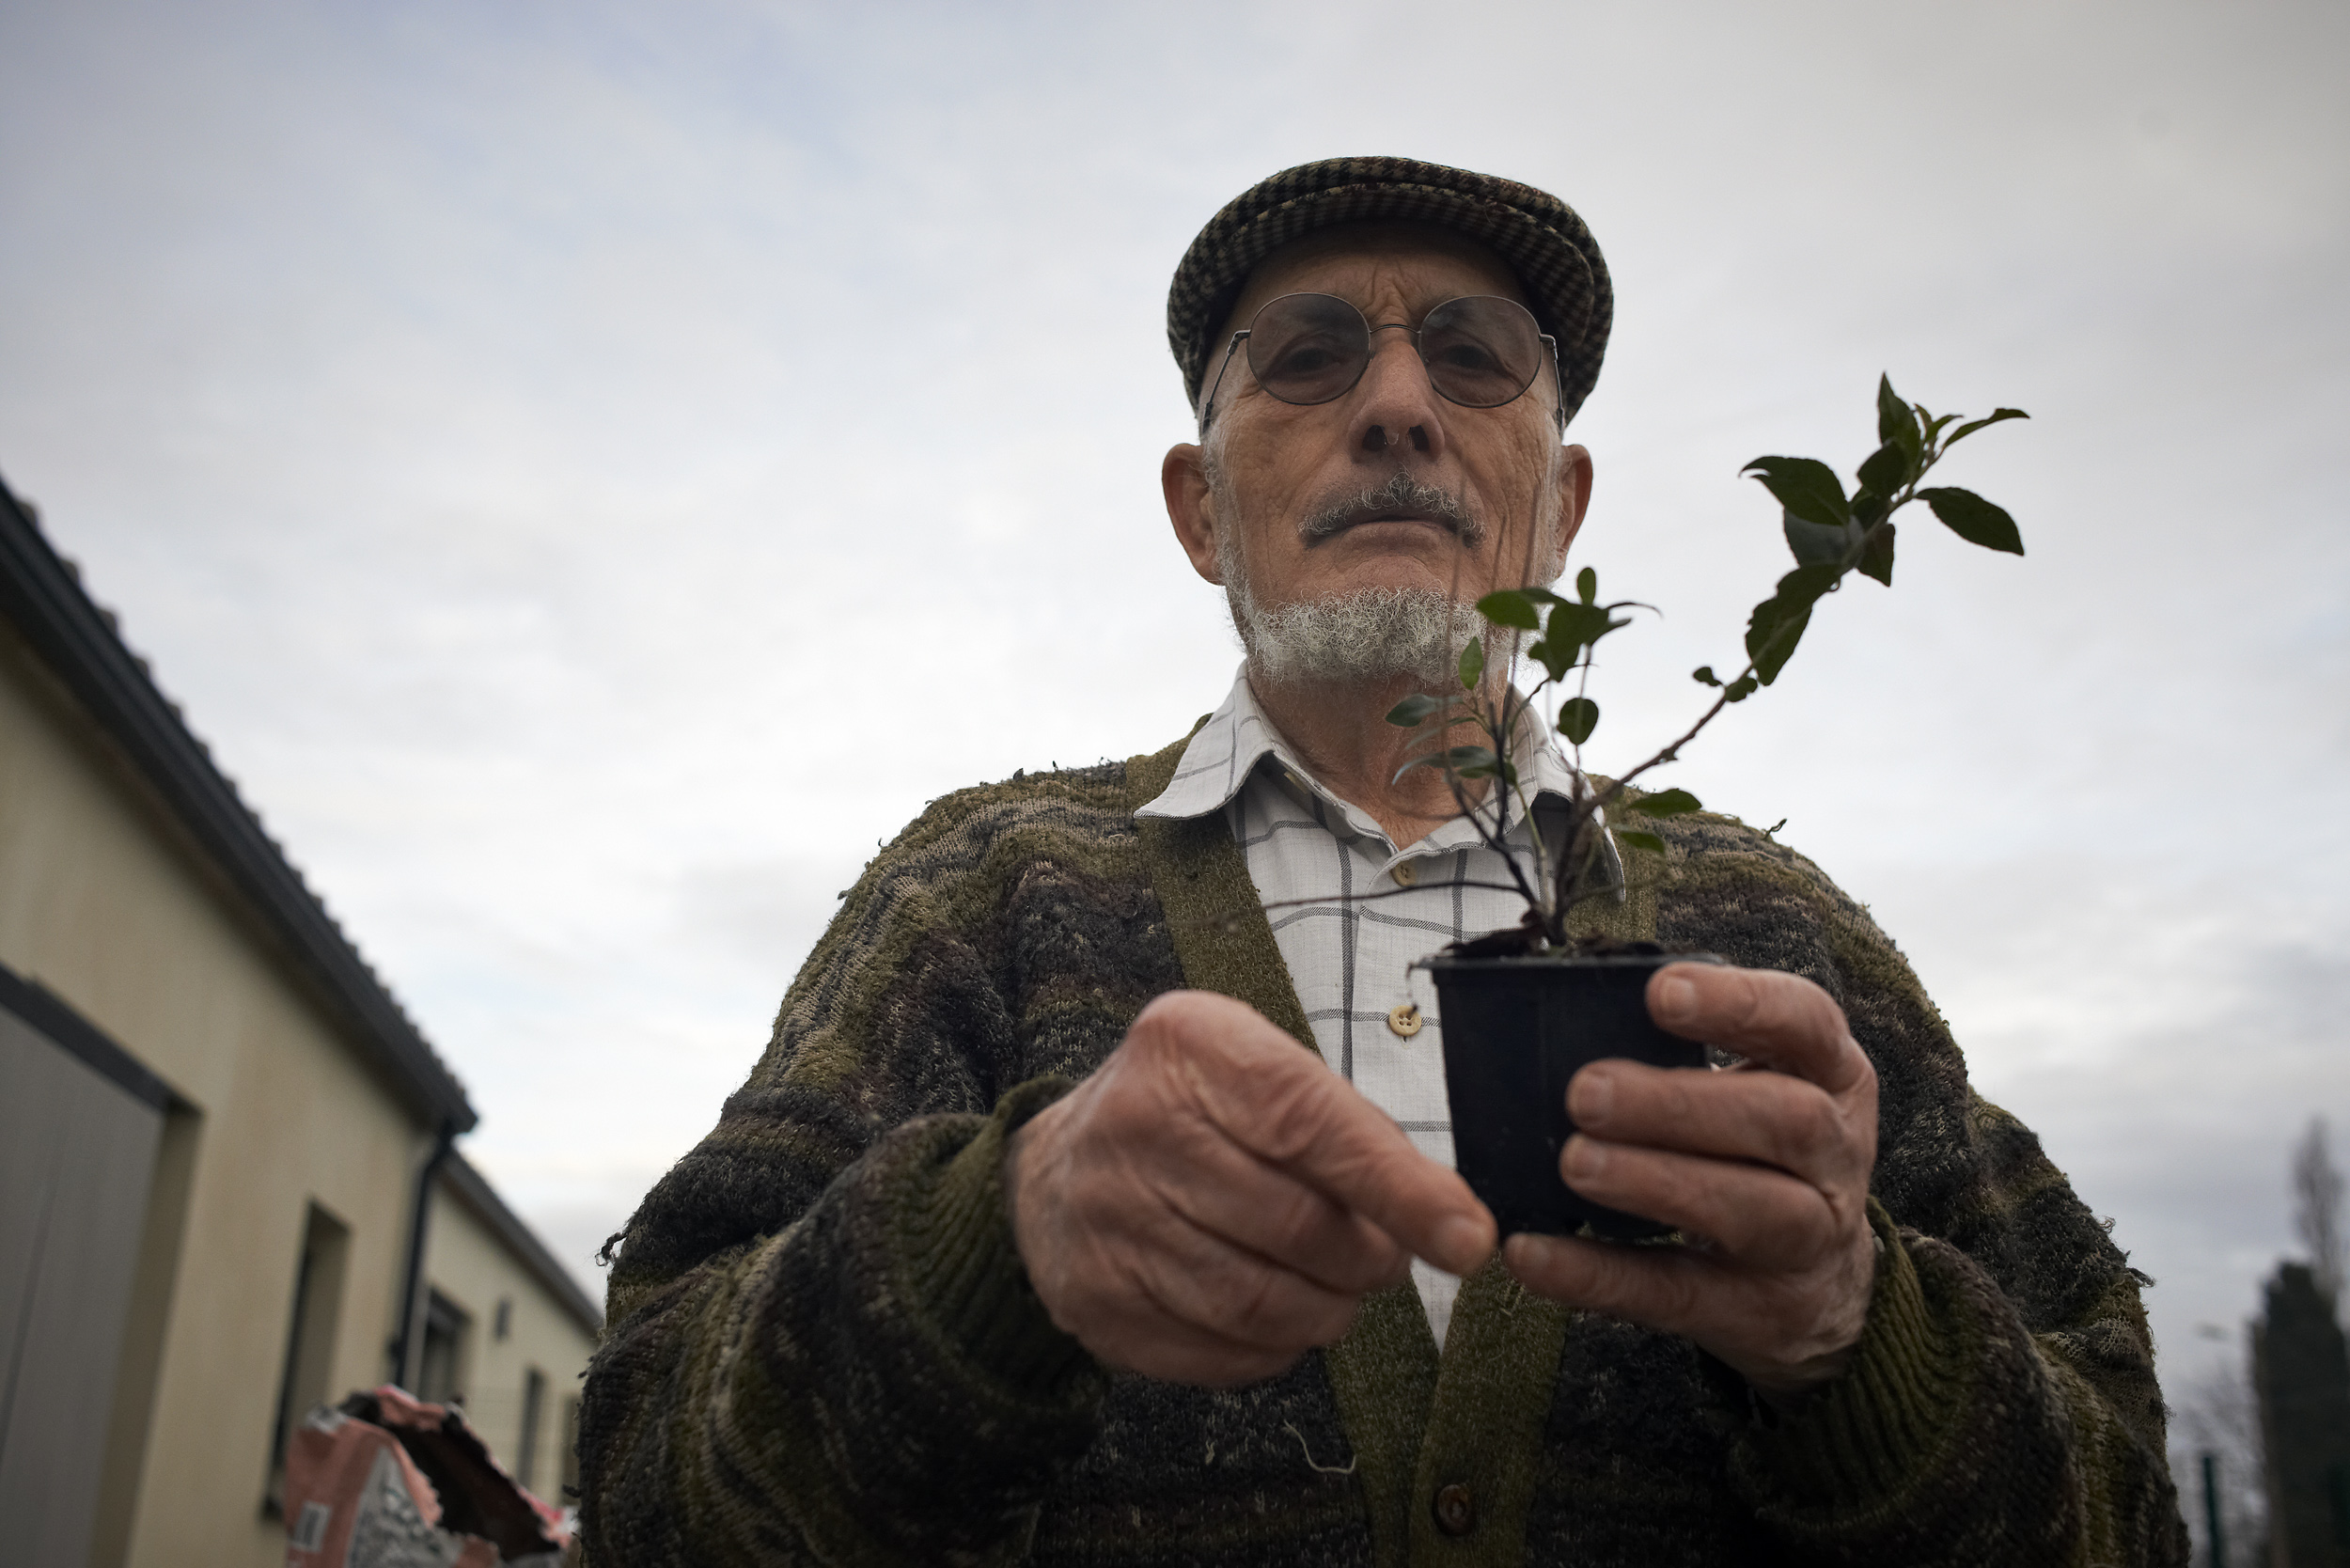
left=3, top=0, right=2343, bottom=1444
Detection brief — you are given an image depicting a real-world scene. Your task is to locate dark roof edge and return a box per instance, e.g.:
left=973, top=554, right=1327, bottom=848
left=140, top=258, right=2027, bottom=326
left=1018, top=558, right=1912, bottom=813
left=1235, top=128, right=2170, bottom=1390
left=0, top=956, right=176, bottom=1113
left=0, top=471, right=476, bottom=1133
left=439, top=1151, right=604, bottom=1335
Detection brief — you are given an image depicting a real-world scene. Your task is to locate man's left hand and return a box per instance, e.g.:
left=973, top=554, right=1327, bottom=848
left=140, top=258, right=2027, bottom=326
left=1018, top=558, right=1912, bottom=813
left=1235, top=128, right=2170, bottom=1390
left=1501, top=963, right=1880, bottom=1399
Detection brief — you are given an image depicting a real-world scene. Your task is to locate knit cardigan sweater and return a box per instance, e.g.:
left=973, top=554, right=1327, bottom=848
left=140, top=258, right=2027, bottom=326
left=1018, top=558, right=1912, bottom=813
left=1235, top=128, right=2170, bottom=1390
left=581, top=735, right=2188, bottom=1566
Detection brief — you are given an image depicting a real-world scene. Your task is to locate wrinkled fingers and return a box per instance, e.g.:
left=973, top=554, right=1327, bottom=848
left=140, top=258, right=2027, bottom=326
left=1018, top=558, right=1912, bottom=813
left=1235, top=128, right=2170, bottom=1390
left=1568, top=1061, right=1865, bottom=1188
left=1135, top=991, right=1496, bottom=1275
left=1558, top=1137, right=1840, bottom=1269
left=1210, top=1071, right=1493, bottom=1277
left=1500, top=1231, right=1714, bottom=1338
left=1646, top=964, right=1871, bottom=1095
left=1155, top=1141, right=1411, bottom=1296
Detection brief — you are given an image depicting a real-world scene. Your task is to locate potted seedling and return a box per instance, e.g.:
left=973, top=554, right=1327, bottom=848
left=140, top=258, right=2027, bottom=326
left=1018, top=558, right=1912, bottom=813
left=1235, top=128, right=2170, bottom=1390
left=1386, top=377, right=2028, bottom=1237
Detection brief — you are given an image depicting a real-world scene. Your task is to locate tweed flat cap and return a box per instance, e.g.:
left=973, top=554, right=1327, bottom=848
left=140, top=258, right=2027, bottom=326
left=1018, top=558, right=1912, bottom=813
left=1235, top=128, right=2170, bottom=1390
left=1167, top=155, right=1613, bottom=427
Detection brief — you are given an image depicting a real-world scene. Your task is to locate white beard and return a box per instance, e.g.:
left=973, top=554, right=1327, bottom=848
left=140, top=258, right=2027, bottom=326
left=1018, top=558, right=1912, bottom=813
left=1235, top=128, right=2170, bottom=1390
left=1209, top=461, right=1543, bottom=686
left=1216, top=523, right=1480, bottom=686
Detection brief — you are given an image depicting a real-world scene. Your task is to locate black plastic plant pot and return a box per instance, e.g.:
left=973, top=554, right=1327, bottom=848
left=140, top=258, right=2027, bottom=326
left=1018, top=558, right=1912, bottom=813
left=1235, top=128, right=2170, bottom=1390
left=1428, top=949, right=1722, bottom=1240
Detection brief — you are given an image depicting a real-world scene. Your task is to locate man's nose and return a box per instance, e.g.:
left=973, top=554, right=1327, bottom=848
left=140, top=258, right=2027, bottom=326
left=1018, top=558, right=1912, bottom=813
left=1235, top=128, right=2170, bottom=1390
left=1349, top=328, right=1446, bottom=457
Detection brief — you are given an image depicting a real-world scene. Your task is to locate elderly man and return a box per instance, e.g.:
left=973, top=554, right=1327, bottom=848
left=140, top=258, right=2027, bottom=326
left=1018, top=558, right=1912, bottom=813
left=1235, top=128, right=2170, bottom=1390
left=581, top=158, right=2185, bottom=1566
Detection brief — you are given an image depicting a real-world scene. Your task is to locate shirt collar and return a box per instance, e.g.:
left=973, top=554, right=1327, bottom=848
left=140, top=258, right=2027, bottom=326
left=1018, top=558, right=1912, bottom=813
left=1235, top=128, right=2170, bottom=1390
left=1136, top=666, right=1586, bottom=832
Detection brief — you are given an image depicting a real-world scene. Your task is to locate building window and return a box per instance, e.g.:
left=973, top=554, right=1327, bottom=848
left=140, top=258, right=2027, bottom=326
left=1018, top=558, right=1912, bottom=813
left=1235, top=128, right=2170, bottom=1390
left=494, top=1296, right=513, bottom=1341
left=267, top=1205, right=351, bottom=1507
left=559, top=1395, right=582, bottom=1500
left=416, top=1290, right=470, bottom=1408
left=516, top=1367, right=547, bottom=1491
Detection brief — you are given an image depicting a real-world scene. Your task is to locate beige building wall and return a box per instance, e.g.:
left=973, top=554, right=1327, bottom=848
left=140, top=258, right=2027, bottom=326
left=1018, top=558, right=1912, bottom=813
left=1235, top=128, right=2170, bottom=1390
left=0, top=600, right=592, bottom=1562
left=423, top=1176, right=599, bottom=1501
left=0, top=622, right=430, bottom=1568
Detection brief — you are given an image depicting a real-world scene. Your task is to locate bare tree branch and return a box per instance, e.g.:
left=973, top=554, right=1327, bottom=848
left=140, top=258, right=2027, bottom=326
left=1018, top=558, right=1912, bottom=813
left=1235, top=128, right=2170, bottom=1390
left=2294, top=1117, right=2345, bottom=1307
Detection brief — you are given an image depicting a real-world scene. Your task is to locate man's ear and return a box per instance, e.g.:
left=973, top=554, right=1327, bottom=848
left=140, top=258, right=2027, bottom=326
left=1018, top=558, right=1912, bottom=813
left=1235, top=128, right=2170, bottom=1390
left=1541, top=444, right=1595, bottom=581
left=1163, top=443, right=1225, bottom=585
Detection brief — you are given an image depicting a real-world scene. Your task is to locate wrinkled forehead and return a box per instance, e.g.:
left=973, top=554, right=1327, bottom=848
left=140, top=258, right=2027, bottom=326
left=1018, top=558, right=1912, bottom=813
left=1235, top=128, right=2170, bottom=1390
left=1216, top=221, right=1534, bottom=343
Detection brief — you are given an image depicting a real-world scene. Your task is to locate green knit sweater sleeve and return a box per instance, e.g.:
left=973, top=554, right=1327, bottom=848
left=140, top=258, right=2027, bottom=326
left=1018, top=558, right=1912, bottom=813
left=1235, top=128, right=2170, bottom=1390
left=1650, top=810, right=2188, bottom=1565
left=1731, top=1198, right=2184, bottom=1563
left=577, top=772, right=1150, bottom=1566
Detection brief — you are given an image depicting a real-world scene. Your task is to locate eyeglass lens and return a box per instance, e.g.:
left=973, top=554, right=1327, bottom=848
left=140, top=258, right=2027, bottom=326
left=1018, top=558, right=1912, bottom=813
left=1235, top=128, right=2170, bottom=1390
left=1244, top=293, right=1546, bottom=410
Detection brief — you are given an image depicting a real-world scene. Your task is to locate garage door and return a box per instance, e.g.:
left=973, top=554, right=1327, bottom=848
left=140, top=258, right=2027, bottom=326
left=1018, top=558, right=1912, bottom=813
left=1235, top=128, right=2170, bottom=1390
left=0, top=975, right=167, bottom=1568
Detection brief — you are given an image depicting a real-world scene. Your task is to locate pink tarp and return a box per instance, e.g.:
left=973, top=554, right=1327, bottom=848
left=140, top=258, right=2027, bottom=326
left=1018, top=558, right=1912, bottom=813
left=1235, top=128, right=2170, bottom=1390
left=282, top=1386, right=571, bottom=1568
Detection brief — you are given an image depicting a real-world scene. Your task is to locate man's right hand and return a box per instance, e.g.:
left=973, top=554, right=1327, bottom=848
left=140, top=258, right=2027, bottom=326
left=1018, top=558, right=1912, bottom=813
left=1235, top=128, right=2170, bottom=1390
left=1006, top=990, right=1496, bottom=1387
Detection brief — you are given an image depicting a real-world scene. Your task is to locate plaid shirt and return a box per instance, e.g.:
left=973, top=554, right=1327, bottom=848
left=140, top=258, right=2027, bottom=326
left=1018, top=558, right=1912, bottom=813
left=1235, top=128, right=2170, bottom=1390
left=1137, top=669, right=1590, bottom=1347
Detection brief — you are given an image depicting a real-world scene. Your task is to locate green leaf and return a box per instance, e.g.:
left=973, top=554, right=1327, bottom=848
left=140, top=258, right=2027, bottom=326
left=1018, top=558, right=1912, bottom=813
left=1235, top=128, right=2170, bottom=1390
left=1850, top=489, right=1889, bottom=526
left=1919, top=487, right=2025, bottom=555
left=1856, top=520, right=1896, bottom=587
left=1534, top=602, right=1604, bottom=679
left=1692, top=665, right=1721, bottom=686
left=1557, top=696, right=1599, bottom=745
left=1856, top=438, right=1910, bottom=500
left=1783, top=510, right=1853, bottom=568
left=1628, top=787, right=1702, bottom=818
left=1535, top=598, right=1601, bottom=682
left=1550, top=600, right=1619, bottom=649
left=1458, top=635, right=1485, bottom=689
left=1876, top=374, right=1922, bottom=467
left=1743, top=456, right=1850, bottom=530
left=1723, top=673, right=1760, bottom=702
left=1575, top=566, right=1598, bottom=604
left=1392, top=744, right=1498, bottom=785
left=1615, top=829, right=1667, bottom=856
left=1783, top=561, right=1842, bottom=608
left=1746, top=596, right=1811, bottom=683
left=1386, top=693, right=1445, bottom=727
left=1744, top=563, right=1840, bottom=683
left=1476, top=589, right=1543, bottom=631
left=1945, top=407, right=2029, bottom=447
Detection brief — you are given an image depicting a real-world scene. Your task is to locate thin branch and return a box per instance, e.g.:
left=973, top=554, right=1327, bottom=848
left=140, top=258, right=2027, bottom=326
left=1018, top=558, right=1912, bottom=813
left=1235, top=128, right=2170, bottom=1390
left=1476, top=691, right=1547, bottom=914
left=1610, top=435, right=1956, bottom=803
left=1491, top=686, right=1517, bottom=847
left=1509, top=767, right=1551, bottom=906
left=1492, top=810, right=1544, bottom=911
left=1255, top=879, right=1534, bottom=916
left=1353, top=396, right=1999, bottom=943
left=1613, top=685, right=1735, bottom=793
left=1560, top=866, right=1672, bottom=915
left=1439, top=764, right=1543, bottom=910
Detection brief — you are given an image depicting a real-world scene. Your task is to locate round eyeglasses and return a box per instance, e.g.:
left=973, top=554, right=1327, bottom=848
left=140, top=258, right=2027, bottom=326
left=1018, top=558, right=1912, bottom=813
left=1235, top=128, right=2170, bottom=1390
left=1200, top=292, right=1562, bottom=432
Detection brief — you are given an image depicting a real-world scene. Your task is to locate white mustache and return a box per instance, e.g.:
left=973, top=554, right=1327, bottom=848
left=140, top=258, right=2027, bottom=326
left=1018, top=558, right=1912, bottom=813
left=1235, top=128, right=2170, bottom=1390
left=1298, top=470, right=1485, bottom=547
